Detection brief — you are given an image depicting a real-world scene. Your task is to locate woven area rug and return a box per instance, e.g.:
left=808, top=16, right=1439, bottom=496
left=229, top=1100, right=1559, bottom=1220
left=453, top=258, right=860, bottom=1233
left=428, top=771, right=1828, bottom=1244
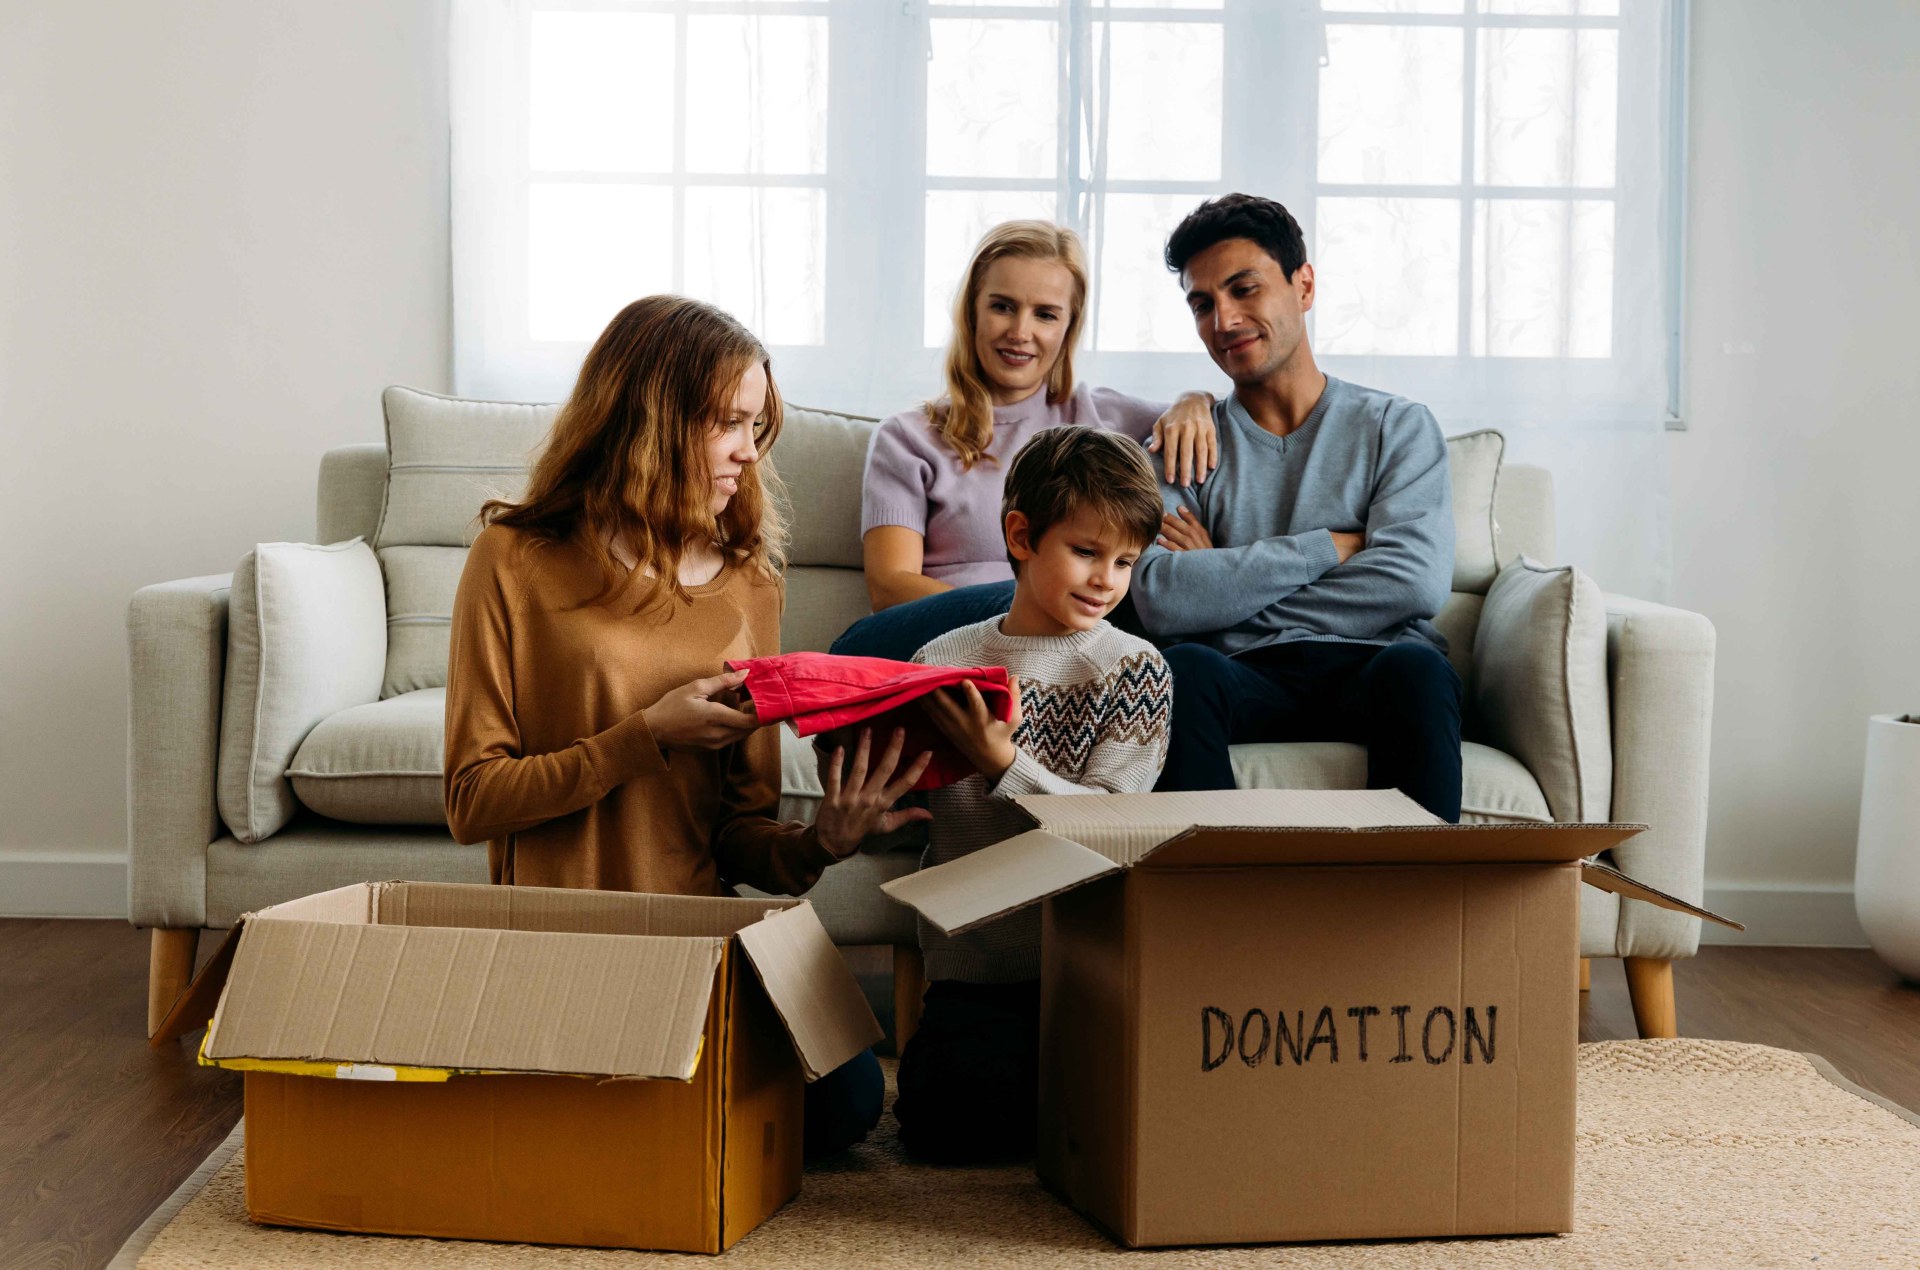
left=115, top=1040, right=1920, bottom=1268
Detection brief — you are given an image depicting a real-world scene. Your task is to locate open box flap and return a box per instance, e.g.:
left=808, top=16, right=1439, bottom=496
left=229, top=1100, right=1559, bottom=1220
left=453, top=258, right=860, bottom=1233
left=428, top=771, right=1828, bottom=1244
left=1143, top=821, right=1647, bottom=869
left=1581, top=860, right=1744, bottom=930
left=202, top=918, right=727, bottom=1079
left=377, top=880, right=794, bottom=939
left=150, top=882, right=382, bottom=1048
left=735, top=902, right=883, bottom=1081
left=1012, top=788, right=1439, bottom=865
left=151, top=921, right=245, bottom=1048
left=881, top=829, right=1122, bottom=936
left=1012, top=788, right=1646, bottom=869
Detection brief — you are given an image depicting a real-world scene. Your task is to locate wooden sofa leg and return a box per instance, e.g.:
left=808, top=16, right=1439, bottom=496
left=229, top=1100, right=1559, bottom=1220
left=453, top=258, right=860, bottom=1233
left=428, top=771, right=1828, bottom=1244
left=892, top=944, right=927, bottom=1054
left=1623, top=957, right=1677, bottom=1039
left=148, top=928, right=200, bottom=1039
left=1579, top=957, right=1591, bottom=991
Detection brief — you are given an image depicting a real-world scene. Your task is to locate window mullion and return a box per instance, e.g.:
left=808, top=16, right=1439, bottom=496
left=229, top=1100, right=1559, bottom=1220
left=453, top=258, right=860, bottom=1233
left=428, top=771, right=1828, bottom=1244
left=672, top=8, right=687, bottom=294
left=822, top=0, right=925, bottom=406
left=1222, top=0, right=1317, bottom=232
left=1458, top=8, right=1479, bottom=359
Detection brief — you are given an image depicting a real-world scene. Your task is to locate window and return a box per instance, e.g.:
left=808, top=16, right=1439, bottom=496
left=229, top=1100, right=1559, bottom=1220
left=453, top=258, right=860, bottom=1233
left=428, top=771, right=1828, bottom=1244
left=454, top=0, right=1680, bottom=432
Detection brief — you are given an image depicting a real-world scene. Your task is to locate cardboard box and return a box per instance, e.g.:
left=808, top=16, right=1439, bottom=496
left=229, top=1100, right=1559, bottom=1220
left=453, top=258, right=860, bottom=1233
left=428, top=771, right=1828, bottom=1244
left=152, top=881, right=882, bottom=1253
left=883, top=788, right=1739, bottom=1248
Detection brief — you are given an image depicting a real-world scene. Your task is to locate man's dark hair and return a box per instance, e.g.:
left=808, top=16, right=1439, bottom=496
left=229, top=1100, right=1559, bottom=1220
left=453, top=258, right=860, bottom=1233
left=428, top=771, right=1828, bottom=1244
left=1164, top=193, right=1308, bottom=280
left=1001, top=426, right=1164, bottom=569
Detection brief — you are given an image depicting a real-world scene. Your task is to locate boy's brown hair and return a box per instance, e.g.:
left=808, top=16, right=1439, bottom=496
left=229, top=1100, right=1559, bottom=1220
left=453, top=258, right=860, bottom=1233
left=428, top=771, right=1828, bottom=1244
left=1000, top=426, right=1165, bottom=568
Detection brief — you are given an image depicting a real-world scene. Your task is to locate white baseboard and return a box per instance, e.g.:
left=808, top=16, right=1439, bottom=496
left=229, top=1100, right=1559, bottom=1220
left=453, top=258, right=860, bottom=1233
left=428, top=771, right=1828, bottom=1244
left=0, top=850, right=129, bottom=918
left=1700, top=883, right=1867, bottom=948
left=0, top=854, right=1872, bottom=947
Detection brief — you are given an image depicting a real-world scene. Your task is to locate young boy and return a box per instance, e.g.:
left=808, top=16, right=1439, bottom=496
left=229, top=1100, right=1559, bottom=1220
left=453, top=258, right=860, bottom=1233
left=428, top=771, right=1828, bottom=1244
left=891, top=425, right=1173, bottom=1164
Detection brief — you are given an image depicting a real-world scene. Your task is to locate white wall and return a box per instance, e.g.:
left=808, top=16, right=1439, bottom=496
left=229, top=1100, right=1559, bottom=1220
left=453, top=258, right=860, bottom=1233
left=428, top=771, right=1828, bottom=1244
left=1677, top=0, right=1920, bottom=937
left=0, top=2, right=450, bottom=911
left=2, top=0, right=1913, bottom=937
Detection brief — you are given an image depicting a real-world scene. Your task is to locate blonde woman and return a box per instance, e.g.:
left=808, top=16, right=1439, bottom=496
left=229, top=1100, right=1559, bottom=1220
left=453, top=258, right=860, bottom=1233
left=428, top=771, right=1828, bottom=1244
left=833, top=220, right=1218, bottom=660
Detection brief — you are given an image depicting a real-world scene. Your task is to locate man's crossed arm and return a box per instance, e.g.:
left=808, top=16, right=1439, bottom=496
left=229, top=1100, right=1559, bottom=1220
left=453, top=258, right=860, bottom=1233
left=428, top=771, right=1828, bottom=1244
left=1129, top=410, right=1454, bottom=641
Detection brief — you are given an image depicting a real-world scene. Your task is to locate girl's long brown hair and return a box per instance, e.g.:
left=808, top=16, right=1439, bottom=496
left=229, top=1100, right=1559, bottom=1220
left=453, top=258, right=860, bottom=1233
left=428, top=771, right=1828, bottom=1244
left=927, top=220, right=1089, bottom=471
left=481, top=295, right=787, bottom=610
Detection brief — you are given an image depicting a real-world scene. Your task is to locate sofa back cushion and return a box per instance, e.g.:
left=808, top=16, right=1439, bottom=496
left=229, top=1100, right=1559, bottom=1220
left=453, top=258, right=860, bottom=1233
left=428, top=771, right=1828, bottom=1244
left=322, top=394, right=1550, bottom=684
left=373, top=387, right=557, bottom=697
left=218, top=540, right=387, bottom=842
left=768, top=406, right=877, bottom=569
left=1471, top=557, right=1612, bottom=821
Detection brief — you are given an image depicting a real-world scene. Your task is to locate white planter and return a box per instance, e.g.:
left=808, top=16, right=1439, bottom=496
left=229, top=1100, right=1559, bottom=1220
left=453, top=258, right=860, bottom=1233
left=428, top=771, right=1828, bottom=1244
left=1855, top=714, right=1920, bottom=981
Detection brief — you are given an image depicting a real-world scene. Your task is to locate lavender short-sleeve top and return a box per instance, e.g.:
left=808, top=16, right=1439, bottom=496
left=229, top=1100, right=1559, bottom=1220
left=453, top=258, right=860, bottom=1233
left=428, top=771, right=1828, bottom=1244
left=860, top=384, right=1167, bottom=588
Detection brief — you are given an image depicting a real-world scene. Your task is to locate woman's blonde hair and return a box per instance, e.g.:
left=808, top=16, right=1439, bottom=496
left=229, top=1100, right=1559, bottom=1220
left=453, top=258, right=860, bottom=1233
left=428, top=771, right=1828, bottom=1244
left=481, top=295, right=787, bottom=611
left=927, top=220, right=1089, bottom=471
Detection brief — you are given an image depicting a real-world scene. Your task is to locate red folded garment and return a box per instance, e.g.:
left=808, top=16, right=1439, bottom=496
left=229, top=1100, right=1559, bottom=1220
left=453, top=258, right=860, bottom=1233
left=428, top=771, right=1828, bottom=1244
left=726, top=651, right=1014, bottom=792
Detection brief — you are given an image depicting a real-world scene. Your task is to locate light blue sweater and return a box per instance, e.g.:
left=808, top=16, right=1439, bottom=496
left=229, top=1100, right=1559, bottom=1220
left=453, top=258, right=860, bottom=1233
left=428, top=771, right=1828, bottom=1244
left=1130, top=376, right=1453, bottom=657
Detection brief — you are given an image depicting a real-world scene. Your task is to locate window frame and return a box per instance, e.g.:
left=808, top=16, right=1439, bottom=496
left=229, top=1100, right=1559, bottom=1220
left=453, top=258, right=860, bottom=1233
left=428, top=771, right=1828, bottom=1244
left=458, top=0, right=1684, bottom=425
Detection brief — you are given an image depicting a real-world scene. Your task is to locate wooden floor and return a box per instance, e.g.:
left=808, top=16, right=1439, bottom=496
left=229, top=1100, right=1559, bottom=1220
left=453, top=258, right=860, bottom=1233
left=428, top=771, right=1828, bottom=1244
left=3, top=924, right=1918, bottom=1270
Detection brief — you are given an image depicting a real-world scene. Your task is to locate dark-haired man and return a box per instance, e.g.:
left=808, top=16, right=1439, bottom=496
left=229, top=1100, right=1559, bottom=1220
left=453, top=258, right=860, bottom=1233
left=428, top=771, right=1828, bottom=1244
left=1129, top=193, right=1462, bottom=821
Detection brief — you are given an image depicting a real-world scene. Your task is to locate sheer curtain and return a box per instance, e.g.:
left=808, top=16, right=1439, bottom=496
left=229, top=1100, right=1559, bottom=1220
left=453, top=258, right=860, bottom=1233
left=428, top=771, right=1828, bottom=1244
left=452, top=0, right=1683, bottom=597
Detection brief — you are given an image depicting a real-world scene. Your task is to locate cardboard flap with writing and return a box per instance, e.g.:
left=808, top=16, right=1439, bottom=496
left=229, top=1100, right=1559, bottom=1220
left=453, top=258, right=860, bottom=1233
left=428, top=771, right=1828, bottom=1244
left=203, top=919, right=727, bottom=1078
left=1581, top=860, right=1744, bottom=930
left=734, top=902, right=883, bottom=1081
left=880, top=829, right=1122, bottom=936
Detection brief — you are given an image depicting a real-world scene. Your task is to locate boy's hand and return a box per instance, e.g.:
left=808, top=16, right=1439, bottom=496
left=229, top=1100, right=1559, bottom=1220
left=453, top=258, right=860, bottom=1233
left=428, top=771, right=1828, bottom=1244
left=1156, top=506, right=1213, bottom=552
left=921, top=676, right=1023, bottom=783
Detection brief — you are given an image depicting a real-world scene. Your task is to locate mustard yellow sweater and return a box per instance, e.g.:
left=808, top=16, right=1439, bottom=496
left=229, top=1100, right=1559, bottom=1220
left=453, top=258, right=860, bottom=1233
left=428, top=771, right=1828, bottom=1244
left=443, top=524, right=834, bottom=897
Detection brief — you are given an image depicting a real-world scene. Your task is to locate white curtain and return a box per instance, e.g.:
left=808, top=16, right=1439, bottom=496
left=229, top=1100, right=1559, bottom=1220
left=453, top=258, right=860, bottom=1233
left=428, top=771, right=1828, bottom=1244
left=453, top=0, right=1682, bottom=597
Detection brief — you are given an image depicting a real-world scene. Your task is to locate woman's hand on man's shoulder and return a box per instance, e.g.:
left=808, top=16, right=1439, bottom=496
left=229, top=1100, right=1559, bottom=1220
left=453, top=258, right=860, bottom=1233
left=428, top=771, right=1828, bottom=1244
left=1145, top=391, right=1219, bottom=488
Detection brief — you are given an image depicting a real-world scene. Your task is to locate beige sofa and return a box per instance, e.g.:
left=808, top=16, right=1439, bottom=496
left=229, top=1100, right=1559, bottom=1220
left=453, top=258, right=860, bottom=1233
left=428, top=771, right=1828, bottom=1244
left=129, top=388, right=1715, bottom=1042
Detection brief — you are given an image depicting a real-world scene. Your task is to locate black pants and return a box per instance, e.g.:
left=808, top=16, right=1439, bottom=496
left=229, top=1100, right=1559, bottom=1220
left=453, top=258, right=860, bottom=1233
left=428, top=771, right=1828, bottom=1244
left=1155, top=640, right=1464, bottom=823
left=893, top=980, right=1040, bottom=1164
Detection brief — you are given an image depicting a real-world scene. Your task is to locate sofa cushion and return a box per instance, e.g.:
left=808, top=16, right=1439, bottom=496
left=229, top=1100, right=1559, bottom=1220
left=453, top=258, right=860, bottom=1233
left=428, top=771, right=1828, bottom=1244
left=373, top=387, right=557, bottom=697
left=1471, top=556, right=1612, bottom=822
left=781, top=565, right=873, bottom=656
left=379, top=545, right=467, bottom=697
left=766, top=406, right=878, bottom=569
left=374, top=387, right=556, bottom=549
left=288, top=687, right=447, bottom=825
left=1446, top=428, right=1504, bottom=595
left=1228, top=739, right=1552, bottom=825
left=218, top=540, right=388, bottom=844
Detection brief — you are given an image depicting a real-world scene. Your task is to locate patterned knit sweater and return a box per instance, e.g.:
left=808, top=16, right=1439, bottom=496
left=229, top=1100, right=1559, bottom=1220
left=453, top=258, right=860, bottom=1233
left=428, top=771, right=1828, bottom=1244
left=912, top=617, right=1172, bottom=983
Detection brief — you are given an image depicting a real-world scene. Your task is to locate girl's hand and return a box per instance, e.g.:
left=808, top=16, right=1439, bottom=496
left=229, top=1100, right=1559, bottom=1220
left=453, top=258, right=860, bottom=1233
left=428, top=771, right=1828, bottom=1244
left=1145, top=392, right=1218, bottom=488
left=814, top=727, right=934, bottom=858
left=920, top=676, right=1023, bottom=783
left=642, top=670, right=760, bottom=750
left=1156, top=506, right=1213, bottom=553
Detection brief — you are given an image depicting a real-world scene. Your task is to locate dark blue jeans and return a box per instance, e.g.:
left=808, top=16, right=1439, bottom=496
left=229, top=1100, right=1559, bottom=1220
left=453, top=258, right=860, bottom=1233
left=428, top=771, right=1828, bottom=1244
left=829, top=582, right=1017, bottom=662
left=892, top=980, right=1040, bottom=1164
left=803, top=1047, right=884, bottom=1159
left=1156, top=639, right=1464, bottom=823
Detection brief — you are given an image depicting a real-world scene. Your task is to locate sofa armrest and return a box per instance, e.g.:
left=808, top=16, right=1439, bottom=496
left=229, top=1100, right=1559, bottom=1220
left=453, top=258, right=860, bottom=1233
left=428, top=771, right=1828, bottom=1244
left=127, top=574, right=231, bottom=929
left=1601, top=592, right=1716, bottom=960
